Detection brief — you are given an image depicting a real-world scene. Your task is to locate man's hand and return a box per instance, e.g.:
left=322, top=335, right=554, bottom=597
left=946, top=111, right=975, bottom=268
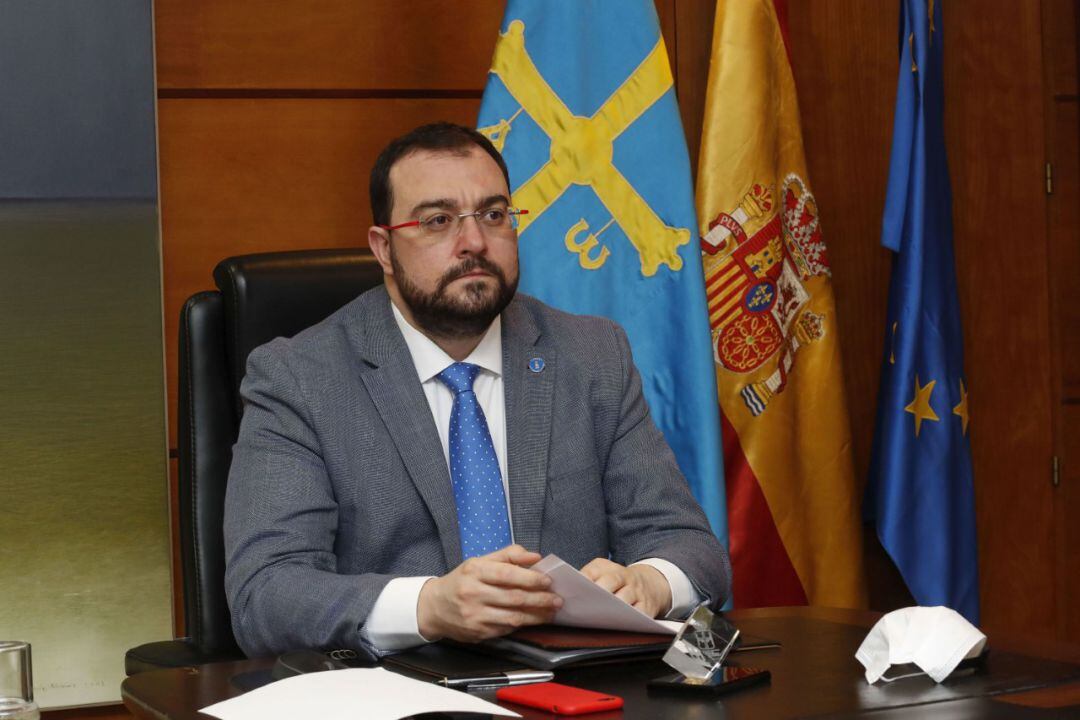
left=417, top=545, right=563, bottom=643
left=581, top=558, right=672, bottom=618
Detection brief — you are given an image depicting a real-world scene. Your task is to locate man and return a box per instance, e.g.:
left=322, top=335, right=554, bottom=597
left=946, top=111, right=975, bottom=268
left=224, top=122, right=730, bottom=659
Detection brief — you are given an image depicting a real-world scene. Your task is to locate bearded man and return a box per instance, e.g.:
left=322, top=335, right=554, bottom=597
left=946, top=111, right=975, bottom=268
left=223, top=122, right=730, bottom=659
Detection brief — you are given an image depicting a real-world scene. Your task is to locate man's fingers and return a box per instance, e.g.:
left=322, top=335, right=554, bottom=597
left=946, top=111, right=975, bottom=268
left=508, top=550, right=544, bottom=567
left=459, top=605, right=555, bottom=639
left=427, top=549, right=565, bottom=643
left=473, top=562, right=551, bottom=591
left=487, top=588, right=563, bottom=611
left=614, top=586, right=638, bottom=605
left=486, top=543, right=527, bottom=560
left=486, top=544, right=542, bottom=567
left=580, top=557, right=617, bottom=581
left=457, top=576, right=562, bottom=610
left=627, top=565, right=671, bottom=617
left=582, top=558, right=636, bottom=596
left=591, top=571, right=626, bottom=595
left=480, top=605, right=557, bottom=630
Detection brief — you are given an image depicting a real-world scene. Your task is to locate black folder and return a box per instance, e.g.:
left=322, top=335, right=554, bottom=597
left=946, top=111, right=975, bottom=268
left=383, top=643, right=535, bottom=684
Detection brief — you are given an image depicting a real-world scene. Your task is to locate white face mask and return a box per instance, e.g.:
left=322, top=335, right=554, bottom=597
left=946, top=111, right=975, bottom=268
left=855, top=606, right=987, bottom=684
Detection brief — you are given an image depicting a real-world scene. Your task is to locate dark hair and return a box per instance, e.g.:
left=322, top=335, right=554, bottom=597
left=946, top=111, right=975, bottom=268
left=369, top=122, right=511, bottom=226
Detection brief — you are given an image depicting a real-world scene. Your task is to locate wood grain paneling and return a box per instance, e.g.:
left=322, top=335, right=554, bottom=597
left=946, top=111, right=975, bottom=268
left=784, top=0, right=1065, bottom=636
left=1044, top=0, right=1079, bottom=98
left=1057, top=163, right=1080, bottom=403
left=783, top=1, right=905, bottom=612
left=1044, top=0, right=1080, bottom=646
left=673, top=0, right=715, bottom=178
left=943, top=0, right=1057, bottom=639
left=1062, top=405, right=1080, bottom=644
left=158, top=98, right=481, bottom=447
left=656, top=0, right=677, bottom=80
left=153, top=0, right=1078, bottom=648
left=785, top=1, right=896, bottom=492
left=1046, top=0, right=1080, bottom=400
left=154, top=0, right=501, bottom=91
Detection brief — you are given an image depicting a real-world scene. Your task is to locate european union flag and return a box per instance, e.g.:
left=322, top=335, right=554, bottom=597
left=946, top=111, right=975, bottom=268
left=477, top=0, right=727, bottom=541
left=867, top=0, right=979, bottom=623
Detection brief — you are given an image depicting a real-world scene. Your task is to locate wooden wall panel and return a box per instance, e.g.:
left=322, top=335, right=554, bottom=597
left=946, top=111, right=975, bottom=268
left=1059, top=145, right=1080, bottom=400
left=154, top=0, right=501, bottom=90
left=158, top=98, right=482, bottom=448
left=1063, top=404, right=1080, bottom=644
left=943, top=0, right=1057, bottom=640
left=785, top=0, right=1063, bottom=640
left=784, top=1, right=907, bottom=612
left=1045, top=0, right=1080, bottom=645
left=656, top=0, right=677, bottom=74
left=1046, top=0, right=1080, bottom=400
left=785, top=2, right=896, bottom=492
left=154, top=0, right=1076, bottom=647
left=1044, top=0, right=1079, bottom=98
left=673, top=0, right=715, bottom=178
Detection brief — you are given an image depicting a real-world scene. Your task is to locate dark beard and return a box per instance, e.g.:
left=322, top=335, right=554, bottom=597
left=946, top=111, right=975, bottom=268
left=392, top=252, right=518, bottom=340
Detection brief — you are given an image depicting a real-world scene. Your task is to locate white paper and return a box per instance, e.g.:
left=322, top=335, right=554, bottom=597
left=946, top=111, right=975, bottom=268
left=532, top=554, right=679, bottom=634
left=199, top=667, right=520, bottom=720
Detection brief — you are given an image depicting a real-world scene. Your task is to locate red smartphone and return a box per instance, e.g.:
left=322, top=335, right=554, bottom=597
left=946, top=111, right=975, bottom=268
left=496, top=682, right=623, bottom=715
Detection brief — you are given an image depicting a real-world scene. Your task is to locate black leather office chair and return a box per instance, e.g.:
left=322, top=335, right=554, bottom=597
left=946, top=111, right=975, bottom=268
left=125, top=249, right=384, bottom=674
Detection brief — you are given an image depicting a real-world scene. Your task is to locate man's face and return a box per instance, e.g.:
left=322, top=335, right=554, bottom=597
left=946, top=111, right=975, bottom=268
left=370, top=146, right=519, bottom=339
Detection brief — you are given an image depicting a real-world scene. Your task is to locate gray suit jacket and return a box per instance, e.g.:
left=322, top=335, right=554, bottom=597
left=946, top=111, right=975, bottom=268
left=224, top=286, right=730, bottom=658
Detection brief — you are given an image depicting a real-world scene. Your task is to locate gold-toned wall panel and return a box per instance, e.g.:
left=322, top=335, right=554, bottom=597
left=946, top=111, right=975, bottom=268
left=157, top=97, right=482, bottom=445
left=154, top=0, right=501, bottom=90
left=0, top=203, right=171, bottom=708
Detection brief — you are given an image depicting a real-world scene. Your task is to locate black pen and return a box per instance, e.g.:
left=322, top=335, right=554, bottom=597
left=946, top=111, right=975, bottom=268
left=439, top=669, right=554, bottom=690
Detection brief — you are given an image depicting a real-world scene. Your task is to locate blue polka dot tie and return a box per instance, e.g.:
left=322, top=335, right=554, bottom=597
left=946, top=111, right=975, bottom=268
left=436, top=362, right=512, bottom=559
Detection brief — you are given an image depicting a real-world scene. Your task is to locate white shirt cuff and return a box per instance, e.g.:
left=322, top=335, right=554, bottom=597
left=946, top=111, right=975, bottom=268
left=359, top=576, right=436, bottom=652
left=632, top=558, right=702, bottom=620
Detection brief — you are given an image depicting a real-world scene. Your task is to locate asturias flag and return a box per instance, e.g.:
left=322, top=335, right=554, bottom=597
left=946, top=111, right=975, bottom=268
left=696, top=0, right=867, bottom=608
left=867, top=0, right=979, bottom=624
left=477, top=1, right=728, bottom=540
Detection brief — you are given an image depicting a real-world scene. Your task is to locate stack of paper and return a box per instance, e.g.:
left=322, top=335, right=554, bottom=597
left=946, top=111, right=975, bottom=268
left=532, top=554, right=682, bottom=634
left=200, top=667, right=520, bottom=720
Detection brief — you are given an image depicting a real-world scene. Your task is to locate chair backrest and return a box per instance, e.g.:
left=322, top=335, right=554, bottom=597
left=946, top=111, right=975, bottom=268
left=177, top=248, right=384, bottom=656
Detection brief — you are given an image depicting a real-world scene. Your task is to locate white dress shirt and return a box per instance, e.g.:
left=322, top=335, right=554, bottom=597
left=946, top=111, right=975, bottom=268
left=360, top=300, right=700, bottom=652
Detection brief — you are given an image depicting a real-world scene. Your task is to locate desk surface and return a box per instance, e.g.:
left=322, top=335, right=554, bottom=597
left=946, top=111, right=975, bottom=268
left=121, top=607, right=1080, bottom=719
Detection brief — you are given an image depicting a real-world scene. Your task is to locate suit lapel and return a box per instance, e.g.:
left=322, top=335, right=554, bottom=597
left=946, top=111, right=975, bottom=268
left=350, top=288, right=462, bottom=568
left=502, top=299, right=554, bottom=552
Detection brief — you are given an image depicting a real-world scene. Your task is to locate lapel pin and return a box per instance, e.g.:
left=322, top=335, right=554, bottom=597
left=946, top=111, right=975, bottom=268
left=528, top=357, right=545, bottom=373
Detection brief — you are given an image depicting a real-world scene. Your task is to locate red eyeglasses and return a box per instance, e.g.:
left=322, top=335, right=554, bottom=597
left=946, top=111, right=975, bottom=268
left=380, top=206, right=528, bottom=236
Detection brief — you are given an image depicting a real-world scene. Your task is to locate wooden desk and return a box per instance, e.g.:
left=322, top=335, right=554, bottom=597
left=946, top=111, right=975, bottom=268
left=121, top=607, right=1080, bottom=719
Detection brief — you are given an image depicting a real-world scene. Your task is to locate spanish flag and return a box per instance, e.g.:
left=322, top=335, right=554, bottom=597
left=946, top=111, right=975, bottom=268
left=696, top=0, right=866, bottom=608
